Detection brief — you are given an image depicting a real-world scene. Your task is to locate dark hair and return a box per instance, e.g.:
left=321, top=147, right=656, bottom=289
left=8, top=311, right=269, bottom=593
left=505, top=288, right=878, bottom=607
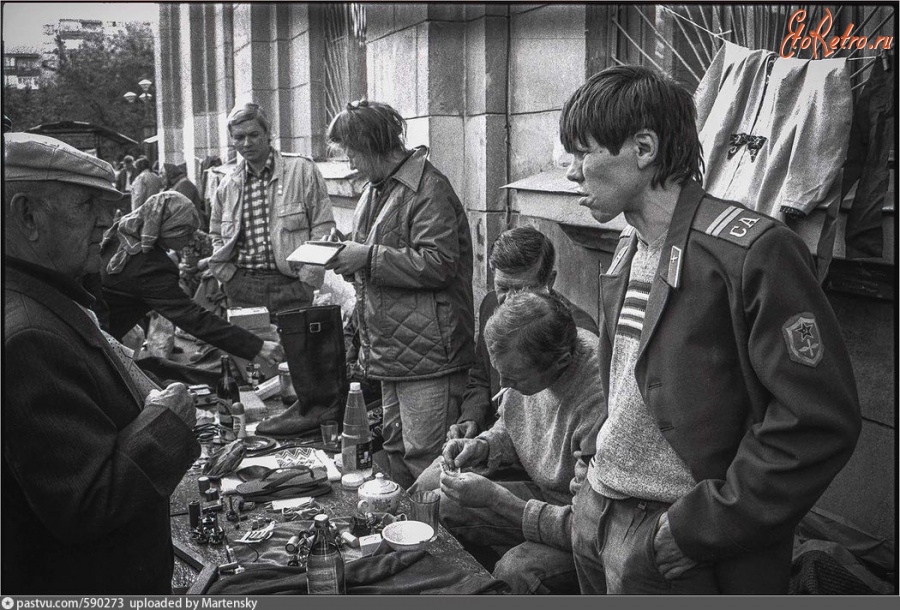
left=227, top=102, right=271, bottom=135
left=326, top=100, right=406, bottom=158
left=489, top=226, right=555, bottom=284
left=484, top=290, right=577, bottom=371
left=134, top=157, right=151, bottom=173
left=559, top=65, right=703, bottom=188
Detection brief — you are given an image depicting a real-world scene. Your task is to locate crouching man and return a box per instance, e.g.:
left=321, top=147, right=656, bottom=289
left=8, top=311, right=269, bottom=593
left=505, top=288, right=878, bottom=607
left=433, top=291, right=605, bottom=594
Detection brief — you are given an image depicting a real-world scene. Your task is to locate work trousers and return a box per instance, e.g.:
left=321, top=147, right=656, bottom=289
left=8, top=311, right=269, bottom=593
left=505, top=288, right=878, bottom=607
left=440, top=480, right=578, bottom=595
left=223, top=268, right=313, bottom=319
left=571, top=483, right=719, bottom=594
left=380, top=371, right=467, bottom=490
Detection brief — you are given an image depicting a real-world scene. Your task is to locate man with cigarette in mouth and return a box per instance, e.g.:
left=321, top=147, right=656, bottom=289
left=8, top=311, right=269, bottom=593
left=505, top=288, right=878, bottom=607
left=434, top=291, right=605, bottom=595
left=447, top=226, right=598, bottom=441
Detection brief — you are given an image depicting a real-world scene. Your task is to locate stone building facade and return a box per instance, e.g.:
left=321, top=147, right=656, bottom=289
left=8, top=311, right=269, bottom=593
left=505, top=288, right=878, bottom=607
left=155, top=3, right=895, bottom=549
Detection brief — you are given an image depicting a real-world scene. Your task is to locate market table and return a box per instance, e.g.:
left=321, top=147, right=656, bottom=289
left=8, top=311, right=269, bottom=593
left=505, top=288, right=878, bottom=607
left=169, top=397, right=495, bottom=593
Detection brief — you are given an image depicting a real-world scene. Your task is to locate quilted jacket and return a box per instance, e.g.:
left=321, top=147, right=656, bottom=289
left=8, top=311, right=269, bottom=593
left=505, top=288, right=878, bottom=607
left=350, top=147, right=475, bottom=381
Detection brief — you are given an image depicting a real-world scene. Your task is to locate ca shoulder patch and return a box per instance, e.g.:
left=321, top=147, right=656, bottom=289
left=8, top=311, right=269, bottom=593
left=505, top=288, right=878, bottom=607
left=693, top=198, right=774, bottom=248
left=782, top=313, right=824, bottom=367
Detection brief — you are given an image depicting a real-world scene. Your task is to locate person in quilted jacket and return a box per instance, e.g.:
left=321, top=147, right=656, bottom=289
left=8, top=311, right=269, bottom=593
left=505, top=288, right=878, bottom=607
left=325, top=100, right=475, bottom=488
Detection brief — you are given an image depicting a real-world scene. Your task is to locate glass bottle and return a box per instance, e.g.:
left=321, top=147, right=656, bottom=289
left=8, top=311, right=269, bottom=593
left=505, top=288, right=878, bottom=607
left=341, top=382, right=372, bottom=475
left=216, top=356, right=239, bottom=434
left=306, top=514, right=346, bottom=595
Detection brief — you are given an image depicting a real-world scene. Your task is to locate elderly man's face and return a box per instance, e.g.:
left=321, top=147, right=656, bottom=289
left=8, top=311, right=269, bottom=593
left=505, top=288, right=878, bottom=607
left=39, top=184, right=116, bottom=278
left=492, top=346, right=567, bottom=397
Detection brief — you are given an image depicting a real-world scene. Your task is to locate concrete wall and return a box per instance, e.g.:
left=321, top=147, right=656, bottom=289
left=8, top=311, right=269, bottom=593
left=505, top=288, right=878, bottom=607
left=818, top=292, right=896, bottom=540
left=508, top=5, right=585, bottom=182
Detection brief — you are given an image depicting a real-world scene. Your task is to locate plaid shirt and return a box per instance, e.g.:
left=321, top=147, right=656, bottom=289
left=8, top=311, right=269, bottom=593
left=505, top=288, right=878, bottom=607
left=235, top=151, right=277, bottom=270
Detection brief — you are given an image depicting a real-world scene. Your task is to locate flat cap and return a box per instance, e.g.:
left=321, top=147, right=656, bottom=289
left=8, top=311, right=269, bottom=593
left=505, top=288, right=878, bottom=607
left=4, top=132, right=123, bottom=200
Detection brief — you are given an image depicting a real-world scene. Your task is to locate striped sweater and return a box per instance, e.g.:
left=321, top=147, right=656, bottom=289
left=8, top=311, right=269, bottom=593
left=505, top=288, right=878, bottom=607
left=589, top=235, right=696, bottom=503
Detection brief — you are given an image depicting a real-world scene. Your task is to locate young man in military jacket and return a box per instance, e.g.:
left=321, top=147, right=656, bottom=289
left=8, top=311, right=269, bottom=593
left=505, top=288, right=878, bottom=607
left=560, top=65, right=861, bottom=594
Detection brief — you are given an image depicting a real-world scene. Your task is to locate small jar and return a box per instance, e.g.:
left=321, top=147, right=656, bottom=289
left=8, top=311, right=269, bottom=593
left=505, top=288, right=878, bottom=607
left=278, top=362, right=297, bottom=404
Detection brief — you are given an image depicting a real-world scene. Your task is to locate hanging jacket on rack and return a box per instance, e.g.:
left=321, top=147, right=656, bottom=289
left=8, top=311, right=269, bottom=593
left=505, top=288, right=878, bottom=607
left=695, top=42, right=853, bottom=280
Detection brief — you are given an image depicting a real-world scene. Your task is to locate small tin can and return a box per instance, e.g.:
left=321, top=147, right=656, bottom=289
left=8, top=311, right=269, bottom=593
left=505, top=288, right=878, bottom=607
left=188, top=500, right=201, bottom=529
left=198, top=476, right=212, bottom=495
left=278, top=362, right=297, bottom=404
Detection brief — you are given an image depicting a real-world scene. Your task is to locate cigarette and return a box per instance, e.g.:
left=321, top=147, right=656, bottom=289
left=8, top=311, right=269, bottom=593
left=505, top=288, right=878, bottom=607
left=491, top=387, right=510, bottom=403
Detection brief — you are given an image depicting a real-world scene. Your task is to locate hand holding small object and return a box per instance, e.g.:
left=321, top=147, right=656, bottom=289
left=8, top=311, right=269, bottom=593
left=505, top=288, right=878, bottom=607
left=439, top=472, right=504, bottom=509
left=441, top=437, right=488, bottom=470
left=324, top=241, right=371, bottom=275
left=256, top=340, right=284, bottom=366
left=146, top=382, right=195, bottom=428
left=440, top=456, right=459, bottom=475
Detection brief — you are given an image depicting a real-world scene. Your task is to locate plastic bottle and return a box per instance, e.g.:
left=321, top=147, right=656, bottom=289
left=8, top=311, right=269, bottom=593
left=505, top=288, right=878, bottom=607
left=306, top=514, right=346, bottom=595
left=341, top=382, right=372, bottom=475
left=216, top=356, right=239, bottom=433
left=231, top=401, right=247, bottom=439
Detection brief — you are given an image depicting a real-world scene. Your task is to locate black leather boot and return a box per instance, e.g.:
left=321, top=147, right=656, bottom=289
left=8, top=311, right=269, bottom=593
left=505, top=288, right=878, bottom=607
left=261, top=305, right=348, bottom=439
left=255, top=399, right=344, bottom=439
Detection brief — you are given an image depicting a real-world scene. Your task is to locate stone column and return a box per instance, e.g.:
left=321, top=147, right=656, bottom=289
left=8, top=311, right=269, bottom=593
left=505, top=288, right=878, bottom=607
left=463, top=5, right=510, bottom=309
left=284, top=3, right=327, bottom=157
left=213, top=4, right=235, bottom=163
left=155, top=3, right=183, bottom=166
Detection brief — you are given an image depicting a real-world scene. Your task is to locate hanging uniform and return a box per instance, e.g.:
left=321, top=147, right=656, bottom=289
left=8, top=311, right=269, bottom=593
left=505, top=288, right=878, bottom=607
left=695, top=41, right=853, bottom=280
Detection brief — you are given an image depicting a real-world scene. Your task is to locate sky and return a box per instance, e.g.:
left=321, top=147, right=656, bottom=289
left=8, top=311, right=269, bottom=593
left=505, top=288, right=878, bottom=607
left=2, top=1, right=159, bottom=48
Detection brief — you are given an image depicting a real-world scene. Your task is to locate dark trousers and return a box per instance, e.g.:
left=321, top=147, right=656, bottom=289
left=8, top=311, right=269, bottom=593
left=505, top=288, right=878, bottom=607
left=223, top=268, right=314, bottom=319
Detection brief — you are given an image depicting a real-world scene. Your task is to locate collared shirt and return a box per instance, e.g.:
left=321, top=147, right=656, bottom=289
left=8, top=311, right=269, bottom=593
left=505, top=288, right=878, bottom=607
left=235, top=149, right=277, bottom=270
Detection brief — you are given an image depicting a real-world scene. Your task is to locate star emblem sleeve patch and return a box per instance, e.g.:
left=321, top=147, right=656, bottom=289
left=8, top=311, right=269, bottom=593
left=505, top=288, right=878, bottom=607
left=782, top=313, right=824, bottom=367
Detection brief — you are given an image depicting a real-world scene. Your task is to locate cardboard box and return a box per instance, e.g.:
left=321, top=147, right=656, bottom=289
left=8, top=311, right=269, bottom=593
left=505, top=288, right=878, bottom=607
left=227, top=306, right=270, bottom=331
left=188, top=384, right=216, bottom=409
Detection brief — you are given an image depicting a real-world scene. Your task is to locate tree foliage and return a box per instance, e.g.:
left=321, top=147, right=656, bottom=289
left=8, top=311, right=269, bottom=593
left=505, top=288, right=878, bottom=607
left=3, top=22, right=155, bottom=159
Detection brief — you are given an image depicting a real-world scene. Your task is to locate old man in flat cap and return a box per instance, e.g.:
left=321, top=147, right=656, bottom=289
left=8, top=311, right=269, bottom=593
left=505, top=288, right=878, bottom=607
left=3, top=133, right=200, bottom=594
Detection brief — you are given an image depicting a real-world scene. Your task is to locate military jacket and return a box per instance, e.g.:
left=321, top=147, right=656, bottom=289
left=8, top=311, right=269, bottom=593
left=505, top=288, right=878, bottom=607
left=596, top=180, right=861, bottom=592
